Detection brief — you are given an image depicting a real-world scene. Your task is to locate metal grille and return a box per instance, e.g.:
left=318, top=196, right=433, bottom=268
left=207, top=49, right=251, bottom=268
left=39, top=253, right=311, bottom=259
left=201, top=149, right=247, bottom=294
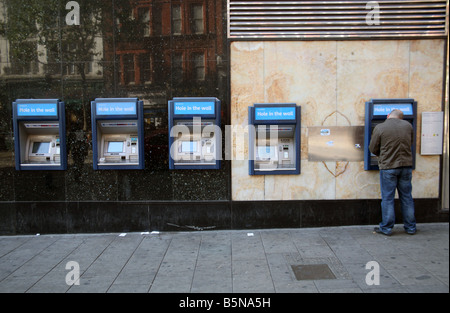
left=228, top=0, right=449, bottom=39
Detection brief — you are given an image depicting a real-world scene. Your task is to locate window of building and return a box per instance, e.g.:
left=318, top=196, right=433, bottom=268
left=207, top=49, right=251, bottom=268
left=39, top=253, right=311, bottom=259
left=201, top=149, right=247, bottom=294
left=123, top=54, right=135, bottom=85
left=138, top=7, right=151, bottom=37
left=153, top=4, right=162, bottom=36
left=191, top=4, right=204, bottom=34
left=9, top=41, right=39, bottom=75
left=62, top=43, right=77, bottom=75
left=192, top=52, right=205, bottom=81
left=86, top=55, right=93, bottom=74
left=64, top=63, right=78, bottom=76
left=62, top=42, right=95, bottom=76
left=172, top=53, right=183, bottom=83
left=140, top=53, right=152, bottom=84
left=172, top=5, right=182, bottom=35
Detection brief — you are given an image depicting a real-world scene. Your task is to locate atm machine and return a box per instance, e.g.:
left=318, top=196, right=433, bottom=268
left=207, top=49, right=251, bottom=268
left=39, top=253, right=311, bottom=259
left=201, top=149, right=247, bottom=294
left=91, top=98, right=144, bottom=170
left=13, top=99, right=67, bottom=170
left=168, top=97, right=221, bottom=170
left=248, top=103, right=301, bottom=175
left=364, top=98, right=417, bottom=171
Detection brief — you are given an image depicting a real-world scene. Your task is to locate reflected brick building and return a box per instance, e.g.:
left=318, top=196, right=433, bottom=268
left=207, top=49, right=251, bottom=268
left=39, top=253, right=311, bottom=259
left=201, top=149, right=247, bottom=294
left=109, top=0, right=226, bottom=96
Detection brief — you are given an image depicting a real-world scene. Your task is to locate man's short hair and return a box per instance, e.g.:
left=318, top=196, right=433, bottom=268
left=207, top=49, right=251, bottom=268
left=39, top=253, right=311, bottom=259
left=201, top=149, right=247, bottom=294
left=389, top=109, right=404, bottom=119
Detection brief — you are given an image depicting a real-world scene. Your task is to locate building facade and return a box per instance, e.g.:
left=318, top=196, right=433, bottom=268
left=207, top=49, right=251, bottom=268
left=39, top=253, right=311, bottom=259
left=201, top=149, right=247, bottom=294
left=0, top=0, right=448, bottom=234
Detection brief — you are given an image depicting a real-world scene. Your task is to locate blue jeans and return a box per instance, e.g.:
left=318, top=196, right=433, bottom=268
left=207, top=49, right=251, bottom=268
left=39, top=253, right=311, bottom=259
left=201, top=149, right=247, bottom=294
left=379, top=167, right=416, bottom=235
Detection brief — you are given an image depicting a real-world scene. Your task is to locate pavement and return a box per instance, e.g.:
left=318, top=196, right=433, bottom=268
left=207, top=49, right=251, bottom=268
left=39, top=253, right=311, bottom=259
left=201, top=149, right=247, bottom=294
left=0, top=223, right=448, bottom=293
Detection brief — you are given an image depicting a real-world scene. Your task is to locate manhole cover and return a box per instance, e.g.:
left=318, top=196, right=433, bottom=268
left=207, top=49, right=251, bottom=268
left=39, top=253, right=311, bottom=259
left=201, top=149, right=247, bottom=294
left=291, top=264, right=337, bottom=280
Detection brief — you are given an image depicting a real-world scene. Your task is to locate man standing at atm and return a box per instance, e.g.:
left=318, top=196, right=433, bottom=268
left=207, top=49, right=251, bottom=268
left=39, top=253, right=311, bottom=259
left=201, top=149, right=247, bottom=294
left=369, top=109, right=416, bottom=236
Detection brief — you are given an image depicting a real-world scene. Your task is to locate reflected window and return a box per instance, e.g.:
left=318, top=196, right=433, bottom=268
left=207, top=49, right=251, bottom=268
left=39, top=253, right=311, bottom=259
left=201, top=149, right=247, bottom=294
left=191, top=4, right=204, bottom=34
left=86, top=55, right=93, bottom=74
left=192, top=53, right=205, bottom=81
left=140, top=53, right=152, bottom=84
left=63, top=43, right=78, bottom=75
left=64, top=63, right=78, bottom=75
left=172, top=53, right=183, bottom=83
left=63, top=43, right=84, bottom=76
left=9, top=41, right=39, bottom=75
left=46, top=46, right=60, bottom=75
left=123, top=54, right=135, bottom=85
left=153, top=4, right=162, bottom=36
left=172, top=5, right=182, bottom=34
left=138, top=7, right=151, bottom=37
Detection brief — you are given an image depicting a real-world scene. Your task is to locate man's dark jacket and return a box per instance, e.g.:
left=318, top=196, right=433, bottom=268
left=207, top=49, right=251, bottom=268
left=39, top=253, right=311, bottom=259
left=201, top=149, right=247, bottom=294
left=369, top=118, right=414, bottom=170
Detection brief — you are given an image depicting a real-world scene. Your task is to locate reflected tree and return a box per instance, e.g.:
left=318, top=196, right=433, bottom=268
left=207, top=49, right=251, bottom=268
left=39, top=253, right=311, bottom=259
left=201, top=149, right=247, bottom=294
left=1, top=0, right=103, bottom=131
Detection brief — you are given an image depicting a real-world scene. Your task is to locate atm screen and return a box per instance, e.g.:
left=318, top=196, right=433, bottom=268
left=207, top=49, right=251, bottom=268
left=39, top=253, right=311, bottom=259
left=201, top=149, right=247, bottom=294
left=258, top=146, right=276, bottom=159
left=181, top=141, right=197, bottom=153
left=107, top=141, right=124, bottom=153
left=32, top=142, right=50, bottom=154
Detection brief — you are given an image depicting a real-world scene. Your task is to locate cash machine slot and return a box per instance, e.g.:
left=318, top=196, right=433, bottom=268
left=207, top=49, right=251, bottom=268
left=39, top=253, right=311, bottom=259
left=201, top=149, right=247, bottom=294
left=173, top=121, right=216, bottom=165
left=13, top=99, right=67, bottom=170
left=21, top=123, right=61, bottom=165
left=249, top=103, right=301, bottom=175
left=254, top=126, right=296, bottom=171
left=168, top=97, right=221, bottom=170
left=91, top=98, right=144, bottom=170
left=97, top=121, right=139, bottom=165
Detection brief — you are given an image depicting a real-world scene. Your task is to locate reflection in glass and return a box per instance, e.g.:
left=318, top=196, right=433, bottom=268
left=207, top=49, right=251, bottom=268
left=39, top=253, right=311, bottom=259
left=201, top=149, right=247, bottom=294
left=172, top=4, right=182, bottom=35
left=193, top=53, right=205, bottom=82
left=0, top=0, right=229, bottom=201
left=172, top=53, right=183, bottom=83
left=191, top=4, right=204, bottom=34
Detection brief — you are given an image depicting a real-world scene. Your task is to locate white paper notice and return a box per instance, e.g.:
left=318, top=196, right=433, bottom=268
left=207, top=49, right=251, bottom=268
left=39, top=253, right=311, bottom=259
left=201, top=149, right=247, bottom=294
left=421, top=112, right=444, bottom=155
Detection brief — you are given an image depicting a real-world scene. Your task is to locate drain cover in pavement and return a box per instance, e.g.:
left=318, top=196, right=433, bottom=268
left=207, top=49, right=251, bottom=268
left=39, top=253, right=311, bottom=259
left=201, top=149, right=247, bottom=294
left=291, top=264, right=337, bottom=280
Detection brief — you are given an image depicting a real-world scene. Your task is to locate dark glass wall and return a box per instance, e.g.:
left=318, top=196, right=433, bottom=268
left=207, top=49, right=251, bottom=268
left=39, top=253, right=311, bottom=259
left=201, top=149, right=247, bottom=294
left=0, top=0, right=230, bottom=203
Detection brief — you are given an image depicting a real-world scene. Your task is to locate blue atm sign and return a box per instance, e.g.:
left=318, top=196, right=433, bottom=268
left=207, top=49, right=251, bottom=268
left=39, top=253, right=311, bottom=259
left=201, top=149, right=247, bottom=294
left=96, top=102, right=137, bottom=115
left=255, top=107, right=296, bottom=121
left=17, top=103, right=58, bottom=117
left=174, top=102, right=215, bottom=115
left=373, top=104, right=413, bottom=116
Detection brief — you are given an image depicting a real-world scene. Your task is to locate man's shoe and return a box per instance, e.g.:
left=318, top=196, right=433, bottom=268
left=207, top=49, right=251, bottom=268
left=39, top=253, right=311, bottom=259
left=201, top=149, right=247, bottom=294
left=373, top=227, right=392, bottom=236
left=405, top=230, right=416, bottom=235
